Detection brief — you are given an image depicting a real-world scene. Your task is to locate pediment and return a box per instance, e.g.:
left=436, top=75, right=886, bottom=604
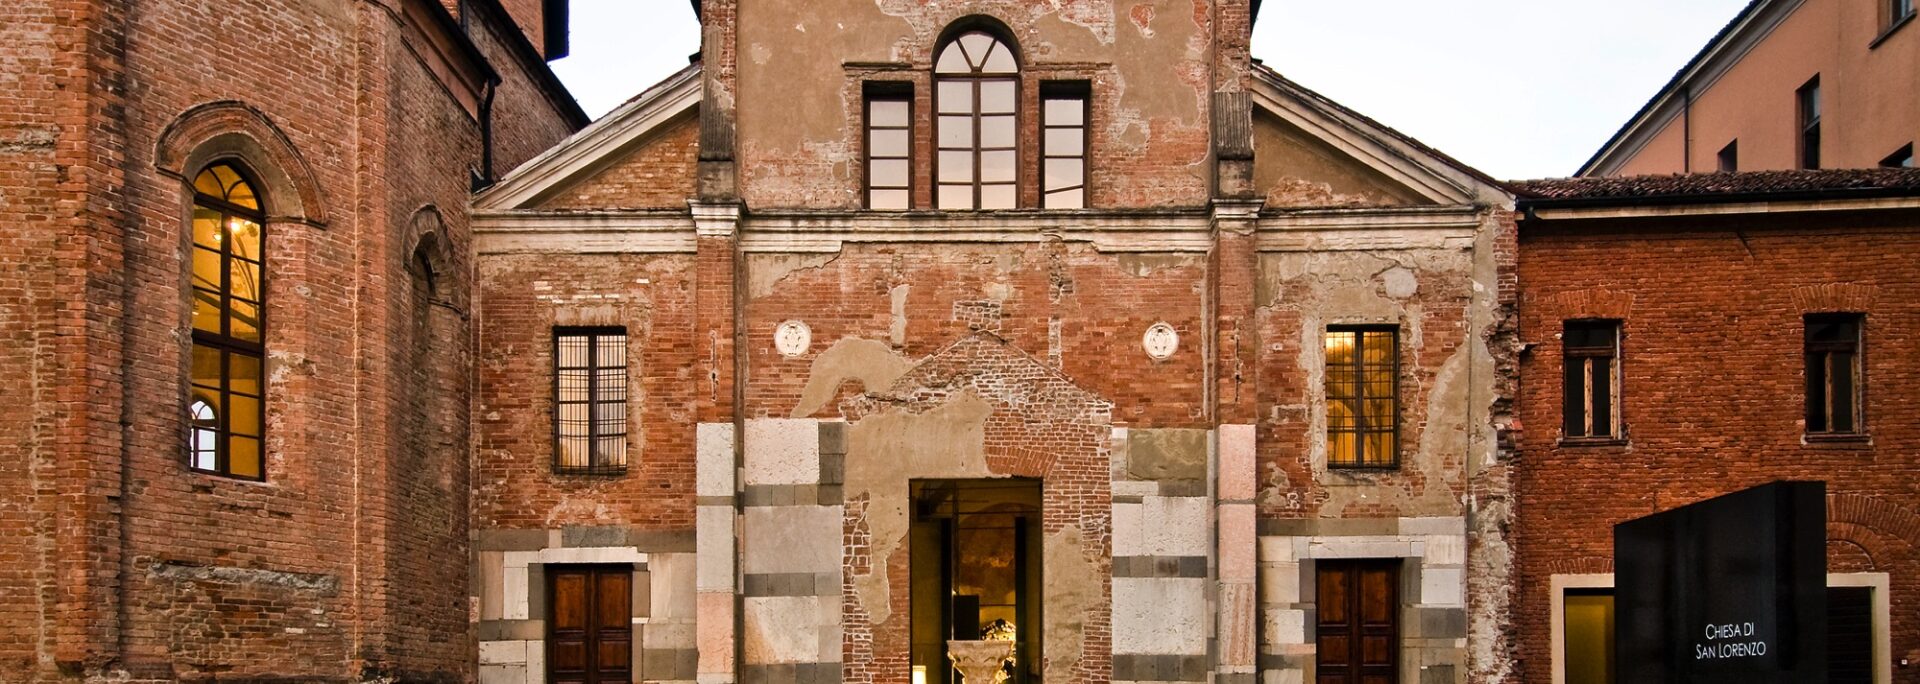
left=474, top=65, right=702, bottom=211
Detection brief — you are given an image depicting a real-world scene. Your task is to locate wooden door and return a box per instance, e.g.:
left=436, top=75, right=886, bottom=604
left=548, top=566, right=634, bottom=684
left=1315, top=560, right=1399, bottom=684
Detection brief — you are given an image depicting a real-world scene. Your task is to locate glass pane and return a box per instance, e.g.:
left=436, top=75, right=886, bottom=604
left=228, top=218, right=262, bottom=261
left=939, top=151, right=973, bottom=183
left=557, top=335, right=589, bottom=368
left=1564, top=356, right=1587, bottom=436
left=558, top=403, right=591, bottom=438
left=229, top=352, right=262, bottom=397
left=870, top=159, right=910, bottom=188
left=1364, top=432, right=1392, bottom=466
left=870, top=128, right=910, bottom=158
left=935, top=43, right=970, bottom=74
left=229, top=259, right=261, bottom=302
left=979, top=81, right=1016, bottom=114
left=938, top=116, right=973, bottom=148
left=980, top=184, right=1016, bottom=209
left=226, top=178, right=258, bottom=210
left=559, top=369, right=590, bottom=402
left=1329, top=431, right=1355, bottom=467
left=981, top=150, right=1015, bottom=183
left=1564, top=593, right=1615, bottom=684
left=1591, top=357, right=1612, bottom=435
left=1045, top=97, right=1084, bottom=126
left=958, top=33, right=993, bottom=68
left=980, top=115, right=1015, bottom=148
left=980, top=41, right=1017, bottom=73
left=1328, top=398, right=1354, bottom=430
left=192, top=246, right=223, bottom=291
left=1325, top=331, right=1356, bottom=367
left=194, top=168, right=225, bottom=197
left=192, top=290, right=221, bottom=334
left=954, top=527, right=1017, bottom=605
left=191, top=427, right=219, bottom=471
left=230, top=299, right=261, bottom=344
left=1832, top=352, right=1856, bottom=432
left=594, top=402, right=627, bottom=435
left=870, top=189, right=910, bottom=210
left=229, top=394, right=261, bottom=437
left=871, top=99, right=910, bottom=127
left=1044, top=187, right=1084, bottom=209
left=1806, top=352, right=1829, bottom=432
left=1044, top=158, right=1084, bottom=191
left=1363, top=331, right=1394, bottom=364
left=193, top=207, right=223, bottom=249
left=595, top=368, right=627, bottom=402
left=228, top=435, right=262, bottom=479
left=191, top=345, right=223, bottom=390
left=596, top=436, right=628, bottom=466
left=1045, top=128, right=1084, bottom=157
left=210, top=165, right=241, bottom=197
left=937, top=81, right=973, bottom=114
left=596, top=334, right=626, bottom=368
left=1366, top=399, right=1394, bottom=427
left=938, top=184, right=973, bottom=210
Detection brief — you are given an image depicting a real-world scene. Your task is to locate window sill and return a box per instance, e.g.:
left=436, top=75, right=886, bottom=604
left=1557, top=436, right=1629, bottom=449
left=1871, top=12, right=1914, bottom=49
left=1804, top=433, right=1871, bottom=449
left=551, top=468, right=630, bottom=477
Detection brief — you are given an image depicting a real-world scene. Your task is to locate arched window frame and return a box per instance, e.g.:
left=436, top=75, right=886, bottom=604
left=934, top=25, right=1021, bottom=210
left=187, top=161, right=269, bottom=481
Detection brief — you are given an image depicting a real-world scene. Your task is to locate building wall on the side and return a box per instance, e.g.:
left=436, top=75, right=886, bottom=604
left=1611, top=0, right=1920, bottom=175
left=469, top=0, right=582, bottom=173
left=1513, top=209, right=1920, bottom=684
left=729, top=0, right=1226, bottom=209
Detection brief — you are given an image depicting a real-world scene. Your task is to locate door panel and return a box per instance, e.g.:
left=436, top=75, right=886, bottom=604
left=548, top=565, right=634, bottom=684
left=1316, top=560, right=1399, bottom=684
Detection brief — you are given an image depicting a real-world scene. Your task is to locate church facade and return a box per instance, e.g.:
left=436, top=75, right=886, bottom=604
left=466, top=3, right=1516, bottom=684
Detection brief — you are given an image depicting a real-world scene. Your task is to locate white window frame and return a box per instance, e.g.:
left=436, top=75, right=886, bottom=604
left=1549, top=572, right=1891, bottom=684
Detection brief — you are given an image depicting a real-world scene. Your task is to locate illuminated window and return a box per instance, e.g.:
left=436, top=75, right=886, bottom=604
left=188, top=163, right=267, bottom=480
left=555, top=328, right=628, bottom=475
left=1325, top=327, right=1398, bottom=469
left=1040, top=82, right=1089, bottom=209
left=935, top=30, right=1019, bottom=210
left=1805, top=313, right=1863, bottom=436
left=866, top=83, right=913, bottom=210
left=1562, top=321, right=1621, bottom=440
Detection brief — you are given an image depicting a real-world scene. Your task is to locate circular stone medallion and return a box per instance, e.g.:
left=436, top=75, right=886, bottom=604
left=774, top=320, right=812, bottom=357
left=1143, top=322, right=1179, bottom=360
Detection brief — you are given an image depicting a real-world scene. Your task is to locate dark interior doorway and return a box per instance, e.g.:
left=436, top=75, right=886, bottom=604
left=910, top=479, right=1043, bottom=684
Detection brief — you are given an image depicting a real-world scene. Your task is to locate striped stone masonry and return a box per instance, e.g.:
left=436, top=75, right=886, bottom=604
left=1111, top=428, right=1213, bottom=684
left=739, top=418, right=844, bottom=684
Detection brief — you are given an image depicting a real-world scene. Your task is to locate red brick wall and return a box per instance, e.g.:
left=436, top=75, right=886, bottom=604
left=1514, top=210, right=1920, bottom=683
left=0, top=0, right=577, bottom=679
left=473, top=253, right=700, bottom=530
left=536, top=114, right=699, bottom=210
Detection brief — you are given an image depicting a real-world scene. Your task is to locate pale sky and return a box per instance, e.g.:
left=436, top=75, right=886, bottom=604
left=547, top=0, right=1753, bottom=180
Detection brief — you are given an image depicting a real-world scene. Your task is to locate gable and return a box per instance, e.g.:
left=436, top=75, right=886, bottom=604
left=1254, top=109, right=1432, bottom=208
left=533, top=110, right=699, bottom=210
left=474, top=64, right=700, bottom=211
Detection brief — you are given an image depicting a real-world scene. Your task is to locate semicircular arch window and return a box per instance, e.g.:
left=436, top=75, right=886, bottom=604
left=188, top=162, right=267, bottom=480
left=935, top=31, right=1019, bottom=210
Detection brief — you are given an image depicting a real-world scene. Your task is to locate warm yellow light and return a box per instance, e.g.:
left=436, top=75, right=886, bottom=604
left=912, top=666, right=927, bottom=684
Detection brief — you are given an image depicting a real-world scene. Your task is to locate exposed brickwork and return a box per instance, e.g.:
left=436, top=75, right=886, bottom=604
left=536, top=113, right=700, bottom=210
left=0, top=0, right=577, bottom=679
left=1514, top=208, right=1920, bottom=683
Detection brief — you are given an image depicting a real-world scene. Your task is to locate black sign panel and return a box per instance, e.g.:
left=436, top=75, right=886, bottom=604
left=1614, top=481, right=1827, bottom=684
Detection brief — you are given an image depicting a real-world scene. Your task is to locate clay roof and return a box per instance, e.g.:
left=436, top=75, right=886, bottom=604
left=1510, top=168, right=1920, bottom=205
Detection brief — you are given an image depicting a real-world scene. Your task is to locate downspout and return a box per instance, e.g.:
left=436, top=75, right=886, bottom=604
left=474, top=76, right=500, bottom=191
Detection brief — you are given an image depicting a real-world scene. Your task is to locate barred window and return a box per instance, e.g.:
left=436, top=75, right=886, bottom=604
left=188, top=163, right=267, bottom=480
left=555, top=328, right=629, bottom=475
left=1041, top=82, right=1089, bottom=209
left=1805, top=314, right=1863, bottom=436
left=1325, top=327, right=1398, bottom=469
left=1562, top=321, right=1622, bottom=440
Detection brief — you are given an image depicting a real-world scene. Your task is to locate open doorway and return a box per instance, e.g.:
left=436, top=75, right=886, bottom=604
left=910, top=479, right=1043, bottom=684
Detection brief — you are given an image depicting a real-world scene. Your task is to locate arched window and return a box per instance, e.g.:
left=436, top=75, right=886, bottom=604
left=188, top=162, right=267, bottom=480
left=935, top=29, right=1019, bottom=210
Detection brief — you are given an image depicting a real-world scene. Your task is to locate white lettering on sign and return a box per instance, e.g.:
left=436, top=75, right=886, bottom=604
left=1695, top=622, right=1768, bottom=661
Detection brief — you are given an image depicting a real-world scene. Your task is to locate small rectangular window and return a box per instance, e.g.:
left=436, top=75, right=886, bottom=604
left=555, top=328, right=629, bottom=475
left=865, top=84, right=913, bottom=210
left=1881, top=143, right=1914, bottom=168
left=1894, top=0, right=1916, bottom=24
left=1325, top=326, right=1398, bottom=469
left=1717, top=140, right=1738, bottom=173
left=1562, top=321, right=1622, bottom=440
left=1798, top=77, right=1822, bottom=170
left=1041, top=82, right=1089, bottom=209
left=1805, top=314, right=1863, bottom=436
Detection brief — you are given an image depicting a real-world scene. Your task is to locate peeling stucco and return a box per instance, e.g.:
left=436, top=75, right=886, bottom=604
left=1042, top=525, right=1098, bottom=683
left=792, top=338, right=913, bottom=418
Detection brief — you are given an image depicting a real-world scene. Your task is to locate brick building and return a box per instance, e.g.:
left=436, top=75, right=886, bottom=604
left=466, top=2, right=1517, bottom=684
left=0, top=0, right=583, bottom=680
left=1581, top=0, right=1920, bottom=176
left=1510, top=169, right=1920, bottom=684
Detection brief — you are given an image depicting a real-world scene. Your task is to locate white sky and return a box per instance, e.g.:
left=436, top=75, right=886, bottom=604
left=547, top=0, right=1752, bottom=180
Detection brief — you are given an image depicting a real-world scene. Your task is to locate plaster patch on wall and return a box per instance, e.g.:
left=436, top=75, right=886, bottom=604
left=1043, top=525, right=1098, bottom=683
left=792, top=338, right=912, bottom=418
left=748, top=253, right=839, bottom=300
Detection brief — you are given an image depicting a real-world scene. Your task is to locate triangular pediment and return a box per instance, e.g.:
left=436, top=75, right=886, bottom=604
left=474, top=64, right=702, bottom=211
left=1250, top=66, right=1509, bottom=207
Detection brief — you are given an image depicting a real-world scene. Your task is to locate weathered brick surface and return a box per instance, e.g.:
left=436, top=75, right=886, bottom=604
left=535, top=113, right=699, bottom=209
left=1514, top=210, right=1920, bottom=683
left=0, top=0, right=576, bottom=680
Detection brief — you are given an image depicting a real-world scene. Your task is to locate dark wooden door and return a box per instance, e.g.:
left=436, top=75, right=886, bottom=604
left=1827, top=586, right=1873, bottom=684
left=1316, top=560, right=1398, bottom=684
left=548, top=566, right=633, bottom=684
